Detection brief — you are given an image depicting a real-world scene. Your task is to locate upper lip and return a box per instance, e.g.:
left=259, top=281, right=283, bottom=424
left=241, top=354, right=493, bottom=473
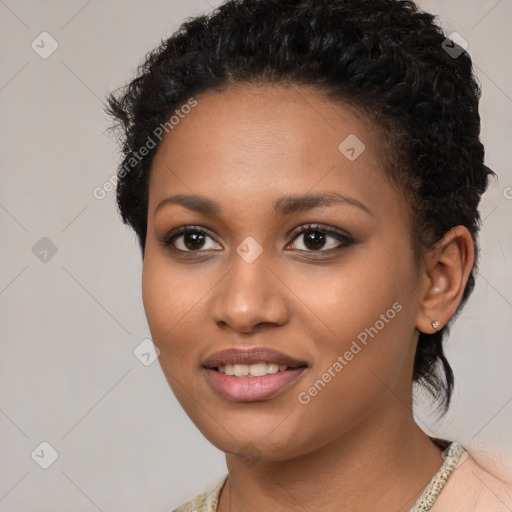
left=202, top=347, right=308, bottom=369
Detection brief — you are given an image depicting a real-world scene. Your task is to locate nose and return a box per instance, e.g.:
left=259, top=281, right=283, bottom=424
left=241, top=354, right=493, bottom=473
left=210, top=250, right=290, bottom=334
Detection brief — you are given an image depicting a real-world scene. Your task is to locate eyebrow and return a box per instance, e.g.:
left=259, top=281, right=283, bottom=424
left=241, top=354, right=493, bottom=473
left=154, top=191, right=373, bottom=217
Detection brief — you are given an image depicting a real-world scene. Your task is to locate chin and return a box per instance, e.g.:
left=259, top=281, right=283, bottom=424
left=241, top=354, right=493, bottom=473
left=191, top=414, right=314, bottom=463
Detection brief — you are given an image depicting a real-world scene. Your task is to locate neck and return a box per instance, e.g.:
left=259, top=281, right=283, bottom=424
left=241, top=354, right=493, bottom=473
left=217, top=408, right=444, bottom=512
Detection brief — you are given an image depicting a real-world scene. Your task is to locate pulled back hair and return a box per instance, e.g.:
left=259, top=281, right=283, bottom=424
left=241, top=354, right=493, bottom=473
left=106, top=0, right=495, bottom=413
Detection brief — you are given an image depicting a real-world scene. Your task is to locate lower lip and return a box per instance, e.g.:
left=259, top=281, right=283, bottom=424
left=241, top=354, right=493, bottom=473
left=204, top=367, right=307, bottom=402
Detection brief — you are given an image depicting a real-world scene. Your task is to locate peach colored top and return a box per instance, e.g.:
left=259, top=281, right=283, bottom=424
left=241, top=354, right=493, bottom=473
left=172, top=441, right=512, bottom=511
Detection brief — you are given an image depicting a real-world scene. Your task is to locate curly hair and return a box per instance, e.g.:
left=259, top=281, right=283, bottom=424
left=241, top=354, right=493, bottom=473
left=105, top=0, right=495, bottom=413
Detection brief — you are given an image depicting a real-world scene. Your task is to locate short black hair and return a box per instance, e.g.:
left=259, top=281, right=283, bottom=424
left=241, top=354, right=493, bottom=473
left=105, top=0, right=495, bottom=413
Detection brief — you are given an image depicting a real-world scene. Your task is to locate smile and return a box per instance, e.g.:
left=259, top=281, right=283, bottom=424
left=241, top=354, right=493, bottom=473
left=202, top=347, right=308, bottom=402
left=217, top=363, right=289, bottom=376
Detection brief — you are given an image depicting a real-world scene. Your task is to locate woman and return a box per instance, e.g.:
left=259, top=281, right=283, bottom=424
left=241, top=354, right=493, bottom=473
left=106, top=0, right=511, bottom=510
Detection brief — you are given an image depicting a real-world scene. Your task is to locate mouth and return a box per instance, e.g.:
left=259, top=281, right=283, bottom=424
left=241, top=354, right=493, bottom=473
left=203, top=346, right=307, bottom=369
left=215, top=362, right=295, bottom=377
left=202, top=347, right=308, bottom=402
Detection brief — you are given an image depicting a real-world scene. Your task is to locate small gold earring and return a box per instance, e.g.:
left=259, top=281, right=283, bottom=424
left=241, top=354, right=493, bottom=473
left=431, top=320, right=440, bottom=333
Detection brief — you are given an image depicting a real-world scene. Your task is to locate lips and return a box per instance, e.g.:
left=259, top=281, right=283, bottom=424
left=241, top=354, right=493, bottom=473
left=202, top=347, right=308, bottom=402
left=202, top=347, right=307, bottom=369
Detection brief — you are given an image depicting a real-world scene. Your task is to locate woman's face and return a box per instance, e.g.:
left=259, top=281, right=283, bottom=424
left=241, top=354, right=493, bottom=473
left=142, top=84, right=424, bottom=461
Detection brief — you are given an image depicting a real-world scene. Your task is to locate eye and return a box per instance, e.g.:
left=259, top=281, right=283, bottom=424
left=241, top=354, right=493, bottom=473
left=287, top=224, right=353, bottom=252
left=162, top=226, right=222, bottom=252
left=162, top=223, right=353, bottom=254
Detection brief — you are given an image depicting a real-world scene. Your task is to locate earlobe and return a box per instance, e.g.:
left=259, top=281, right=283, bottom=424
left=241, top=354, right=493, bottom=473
left=415, top=226, right=475, bottom=335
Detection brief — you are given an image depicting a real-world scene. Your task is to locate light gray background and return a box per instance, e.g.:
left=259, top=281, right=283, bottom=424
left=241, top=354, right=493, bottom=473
left=1, top=1, right=511, bottom=511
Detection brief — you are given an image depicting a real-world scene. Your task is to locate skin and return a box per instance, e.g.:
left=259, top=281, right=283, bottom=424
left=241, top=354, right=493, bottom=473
left=141, top=83, right=474, bottom=512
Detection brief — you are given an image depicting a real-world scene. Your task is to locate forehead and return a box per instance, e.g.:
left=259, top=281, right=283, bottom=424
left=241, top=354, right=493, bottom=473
left=156, top=84, right=378, bottom=153
left=148, top=84, right=402, bottom=222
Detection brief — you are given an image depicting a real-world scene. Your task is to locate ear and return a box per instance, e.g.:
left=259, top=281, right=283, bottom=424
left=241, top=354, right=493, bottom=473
left=415, top=226, right=475, bottom=334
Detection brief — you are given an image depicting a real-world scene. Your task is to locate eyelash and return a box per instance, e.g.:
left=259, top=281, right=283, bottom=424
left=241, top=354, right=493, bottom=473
left=161, top=223, right=353, bottom=254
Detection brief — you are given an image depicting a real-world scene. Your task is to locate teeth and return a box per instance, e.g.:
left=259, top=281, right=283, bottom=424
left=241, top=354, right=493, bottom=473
left=234, top=364, right=249, bottom=376
left=217, top=363, right=289, bottom=376
left=248, top=363, right=274, bottom=377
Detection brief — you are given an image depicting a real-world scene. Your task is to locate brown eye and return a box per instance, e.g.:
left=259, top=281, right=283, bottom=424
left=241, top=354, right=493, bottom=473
left=164, top=227, right=222, bottom=252
left=288, top=224, right=353, bottom=252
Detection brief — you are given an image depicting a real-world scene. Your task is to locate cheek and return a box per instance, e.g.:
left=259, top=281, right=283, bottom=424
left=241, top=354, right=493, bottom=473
left=142, top=257, right=171, bottom=338
left=142, top=249, right=197, bottom=337
left=141, top=253, right=205, bottom=410
left=141, top=252, right=197, bottom=368
left=293, top=244, right=414, bottom=347
left=292, top=240, right=418, bottom=399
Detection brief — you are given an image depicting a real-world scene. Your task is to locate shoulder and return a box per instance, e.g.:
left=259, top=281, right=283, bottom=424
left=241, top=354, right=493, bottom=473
left=431, top=444, right=512, bottom=512
left=172, top=474, right=228, bottom=512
